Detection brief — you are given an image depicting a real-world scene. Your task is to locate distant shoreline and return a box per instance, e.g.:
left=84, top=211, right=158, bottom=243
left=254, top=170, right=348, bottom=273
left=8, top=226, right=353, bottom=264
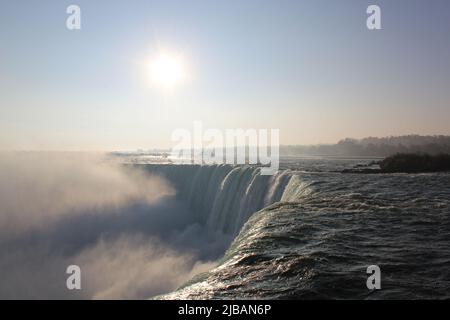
left=342, top=153, right=450, bottom=174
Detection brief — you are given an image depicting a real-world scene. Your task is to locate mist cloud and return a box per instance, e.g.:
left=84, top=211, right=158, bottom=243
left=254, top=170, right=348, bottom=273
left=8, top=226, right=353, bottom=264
left=0, top=152, right=227, bottom=299
left=0, top=152, right=174, bottom=235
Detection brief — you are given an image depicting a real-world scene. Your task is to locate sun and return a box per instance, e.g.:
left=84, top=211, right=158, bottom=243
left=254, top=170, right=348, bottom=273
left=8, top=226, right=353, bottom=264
left=149, top=53, right=184, bottom=89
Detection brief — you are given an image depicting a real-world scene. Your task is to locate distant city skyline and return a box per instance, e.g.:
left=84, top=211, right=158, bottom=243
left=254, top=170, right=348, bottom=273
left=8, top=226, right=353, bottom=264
left=1, top=0, right=450, bottom=151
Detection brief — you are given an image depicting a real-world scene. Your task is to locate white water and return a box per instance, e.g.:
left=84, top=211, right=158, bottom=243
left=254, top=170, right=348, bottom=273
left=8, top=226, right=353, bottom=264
left=145, top=164, right=306, bottom=235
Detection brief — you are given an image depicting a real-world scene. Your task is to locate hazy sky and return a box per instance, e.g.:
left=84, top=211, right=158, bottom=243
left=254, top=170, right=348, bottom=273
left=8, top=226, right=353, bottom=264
left=1, top=0, right=450, bottom=150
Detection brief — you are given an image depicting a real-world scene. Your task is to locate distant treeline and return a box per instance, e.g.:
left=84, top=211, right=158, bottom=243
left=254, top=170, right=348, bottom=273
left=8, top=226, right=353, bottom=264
left=281, top=135, right=450, bottom=157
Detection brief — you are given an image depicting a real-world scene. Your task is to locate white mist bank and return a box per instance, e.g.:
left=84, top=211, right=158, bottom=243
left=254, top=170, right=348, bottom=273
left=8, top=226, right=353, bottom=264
left=0, top=152, right=223, bottom=299
left=0, top=152, right=174, bottom=235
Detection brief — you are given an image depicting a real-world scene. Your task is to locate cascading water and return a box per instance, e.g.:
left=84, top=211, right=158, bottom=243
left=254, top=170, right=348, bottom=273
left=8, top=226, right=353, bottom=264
left=140, top=164, right=305, bottom=235
left=145, top=162, right=450, bottom=300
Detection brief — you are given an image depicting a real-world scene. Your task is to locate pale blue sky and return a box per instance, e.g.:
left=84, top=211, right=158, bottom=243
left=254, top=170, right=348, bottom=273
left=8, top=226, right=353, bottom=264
left=1, top=0, right=450, bottom=150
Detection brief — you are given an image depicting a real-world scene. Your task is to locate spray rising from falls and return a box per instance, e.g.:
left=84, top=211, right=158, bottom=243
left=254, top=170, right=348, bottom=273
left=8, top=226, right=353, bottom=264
left=140, top=164, right=308, bottom=235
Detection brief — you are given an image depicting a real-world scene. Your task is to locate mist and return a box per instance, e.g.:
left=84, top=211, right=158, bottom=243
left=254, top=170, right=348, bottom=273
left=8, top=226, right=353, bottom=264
left=0, top=152, right=228, bottom=299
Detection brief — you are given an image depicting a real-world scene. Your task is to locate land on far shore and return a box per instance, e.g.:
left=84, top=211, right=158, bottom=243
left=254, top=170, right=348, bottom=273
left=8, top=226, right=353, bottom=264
left=342, top=153, right=450, bottom=174
left=112, top=135, right=450, bottom=161
left=281, top=135, right=450, bottom=157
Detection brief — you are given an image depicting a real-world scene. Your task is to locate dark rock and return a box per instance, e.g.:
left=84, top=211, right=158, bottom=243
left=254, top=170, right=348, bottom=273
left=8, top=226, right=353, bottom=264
left=379, top=153, right=450, bottom=173
left=342, top=153, right=450, bottom=174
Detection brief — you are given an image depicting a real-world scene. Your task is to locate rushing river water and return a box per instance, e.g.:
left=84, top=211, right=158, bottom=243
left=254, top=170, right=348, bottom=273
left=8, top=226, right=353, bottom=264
left=142, top=157, right=450, bottom=299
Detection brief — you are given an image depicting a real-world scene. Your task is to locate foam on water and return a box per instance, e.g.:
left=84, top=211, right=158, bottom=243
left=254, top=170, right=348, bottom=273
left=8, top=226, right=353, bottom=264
left=141, top=163, right=450, bottom=299
left=143, top=164, right=300, bottom=235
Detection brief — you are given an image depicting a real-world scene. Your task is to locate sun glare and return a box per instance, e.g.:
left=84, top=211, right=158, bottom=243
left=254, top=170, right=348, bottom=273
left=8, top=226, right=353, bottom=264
left=149, top=53, right=184, bottom=89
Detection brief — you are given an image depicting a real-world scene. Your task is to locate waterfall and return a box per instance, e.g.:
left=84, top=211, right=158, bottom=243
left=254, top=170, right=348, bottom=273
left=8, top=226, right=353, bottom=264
left=141, top=164, right=298, bottom=235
